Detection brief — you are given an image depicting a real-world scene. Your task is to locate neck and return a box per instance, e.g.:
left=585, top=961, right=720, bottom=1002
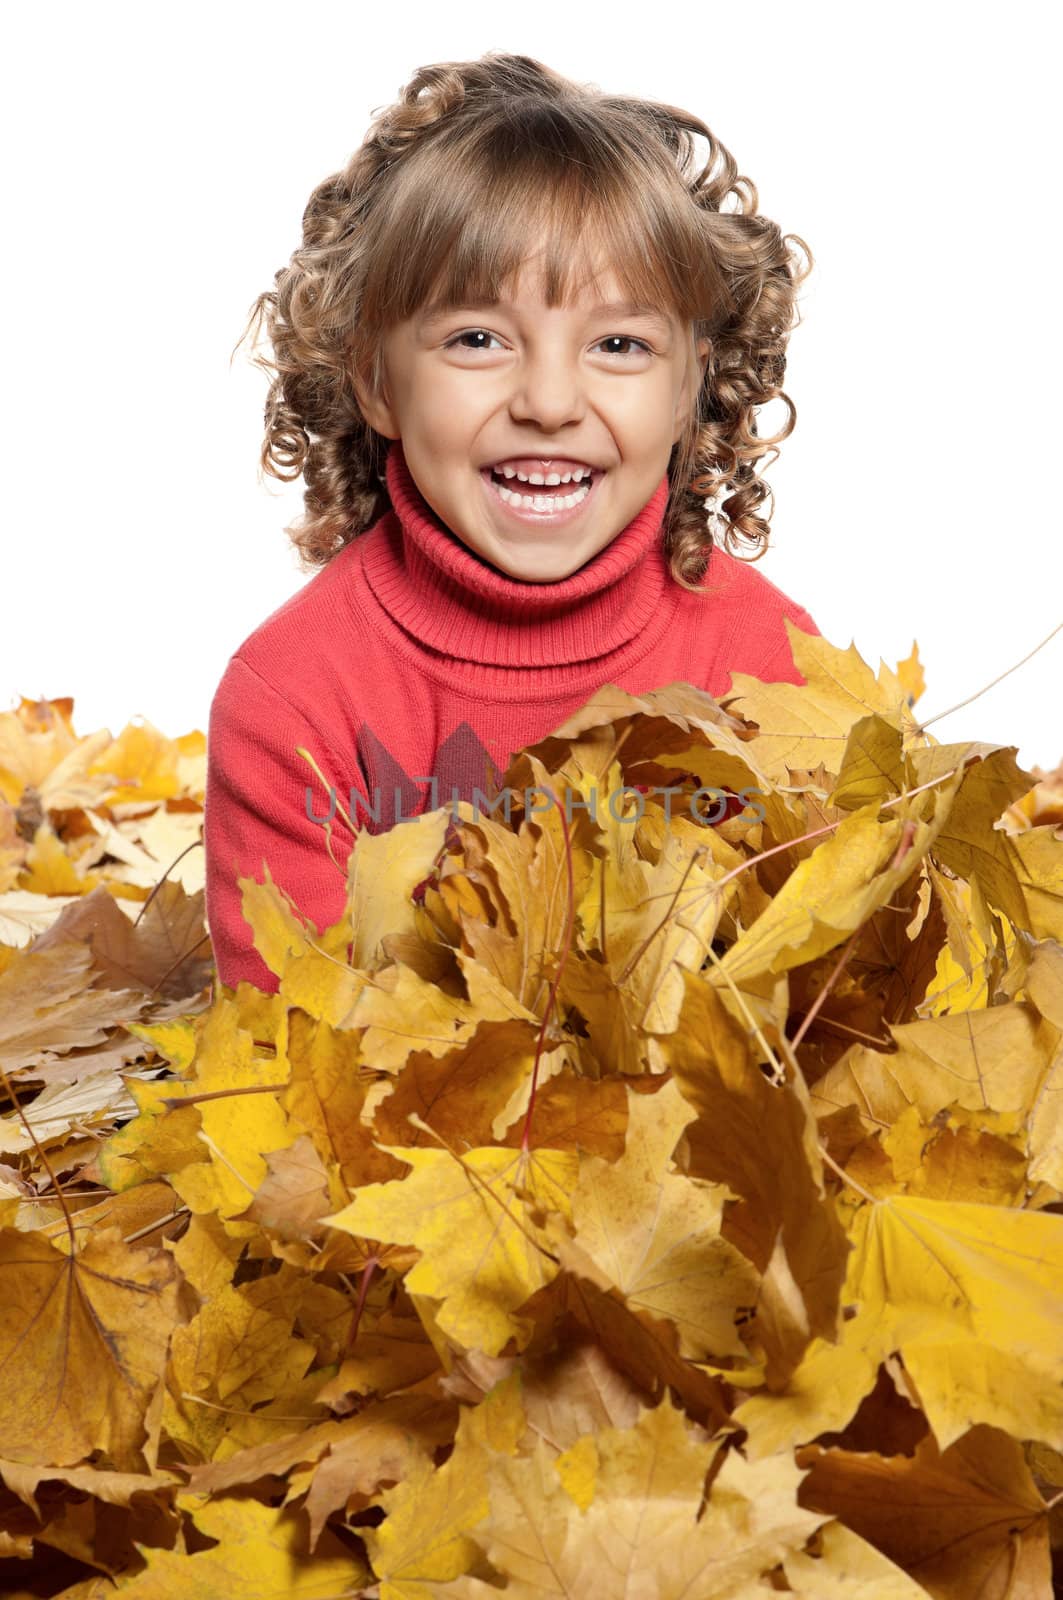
left=359, top=437, right=673, bottom=670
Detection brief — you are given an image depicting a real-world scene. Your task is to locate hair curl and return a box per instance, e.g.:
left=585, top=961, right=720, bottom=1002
left=235, top=52, right=813, bottom=592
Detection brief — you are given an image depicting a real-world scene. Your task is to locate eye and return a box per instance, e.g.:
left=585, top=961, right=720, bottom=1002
left=593, top=335, right=653, bottom=359
left=444, top=329, right=505, bottom=352
left=441, top=328, right=656, bottom=360
left=443, top=329, right=653, bottom=358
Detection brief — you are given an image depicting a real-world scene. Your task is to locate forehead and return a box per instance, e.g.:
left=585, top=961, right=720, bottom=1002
left=417, top=257, right=677, bottom=330
left=417, top=295, right=674, bottom=332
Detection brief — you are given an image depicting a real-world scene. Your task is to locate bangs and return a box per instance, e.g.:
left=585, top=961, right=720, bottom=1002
left=356, top=103, right=733, bottom=374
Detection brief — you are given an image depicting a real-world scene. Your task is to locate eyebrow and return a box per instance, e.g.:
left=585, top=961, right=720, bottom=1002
left=419, top=299, right=672, bottom=331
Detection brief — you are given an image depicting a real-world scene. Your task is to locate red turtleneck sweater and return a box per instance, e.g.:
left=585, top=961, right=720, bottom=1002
left=204, top=440, right=819, bottom=992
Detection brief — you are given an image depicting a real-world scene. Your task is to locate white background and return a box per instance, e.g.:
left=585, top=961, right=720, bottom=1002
left=3, top=2, right=1060, bottom=771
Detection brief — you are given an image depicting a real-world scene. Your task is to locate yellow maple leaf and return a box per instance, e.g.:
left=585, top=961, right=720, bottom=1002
left=663, top=968, right=850, bottom=1382
left=921, top=744, right=1063, bottom=939
left=736, top=1194, right=1063, bottom=1457
left=168, top=998, right=295, bottom=1226
left=96, top=1076, right=208, bottom=1194
left=368, top=1021, right=545, bottom=1153
left=113, top=1492, right=368, bottom=1597
left=795, top=1422, right=1051, bottom=1594
left=0, top=1456, right=179, bottom=1520
left=340, top=962, right=534, bottom=1074
left=0, top=1224, right=180, bottom=1470
left=894, top=640, right=926, bottom=709
left=562, top=1078, right=759, bottom=1361
left=723, top=624, right=918, bottom=779
left=364, top=1372, right=525, bottom=1598
left=0, top=696, right=81, bottom=798
left=435, top=1393, right=826, bottom=1598
left=181, top=1391, right=453, bottom=1512
left=18, top=821, right=100, bottom=896
left=816, top=997, right=1050, bottom=1123
left=828, top=713, right=906, bottom=812
left=235, top=860, right=352, bottom=994
left=315, top=1303, right=442, bottom=1408
left=872, top=1102, right=1028, bottom=1206
left=784, top=1516, right=942, bottom=1596
left=84, top=719, right=183, bottom=807
left=441, top=762, right=599, bottom=1017
left=164, top=1272, right=319, bottom=1462
left=282, top=1007, right=407, bottom=1194
left=712, top=772, right=961, bottom=986
left=326, top=1139, right=578, bottom=1356
left=346, top=808, right=450, bottom=972
left=1022, top=940, right=1063, bottom=1191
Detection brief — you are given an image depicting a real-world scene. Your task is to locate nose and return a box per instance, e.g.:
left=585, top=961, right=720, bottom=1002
left=506, top=348, right=586, bottom=433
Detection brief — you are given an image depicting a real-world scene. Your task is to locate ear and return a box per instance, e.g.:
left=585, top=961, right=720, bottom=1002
left=673, top=338, right=711, bottom=443
left=352, top=362, right=400, bottom=440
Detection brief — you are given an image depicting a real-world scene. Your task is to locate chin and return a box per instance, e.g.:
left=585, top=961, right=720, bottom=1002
left=498, top=555, right=582, bottom=584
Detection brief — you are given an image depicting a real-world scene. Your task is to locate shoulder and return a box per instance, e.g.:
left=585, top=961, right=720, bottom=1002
left=227, top=538, right=364, bottom=670
left=208, top=518, right=399, bottom=779
left=673, top=544, right=819, bottom=693
left=207, top=546, right=358, bottom=773
left=213, top=523, right=384, bottom=718
left=696, top=545, right=817, bottom=630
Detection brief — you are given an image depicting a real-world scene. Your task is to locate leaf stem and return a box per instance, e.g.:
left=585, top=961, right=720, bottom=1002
left=615, top=841, right=713, bottom=987
left=165, top=1082, right=288, bottom=1109
left=403, top=1114, right=561, bottom=1265
left=132, top=839, right=204, bottom=927
left=0, top=1061, right=76, bottom=1249
left=817, top=1143, right=879, bottom=1204
left=790, top=924, right=863, bottom=1052
left=619, top=765, right=961, bottom=986
left=346, top=1255, right=379, bottom=1351
left=520, top=787, right=577, bottom=1155
left=914, top=618, right=1063, bottom=733
left=123, top=1205, right=189, bottom=1245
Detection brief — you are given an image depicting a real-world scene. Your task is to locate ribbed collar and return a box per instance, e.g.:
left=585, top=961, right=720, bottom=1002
left=358, top=438, right=673, bottom=669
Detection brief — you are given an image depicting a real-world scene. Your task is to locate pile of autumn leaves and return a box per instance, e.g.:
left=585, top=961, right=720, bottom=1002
left=1, top=624, right=1063, bottom=1599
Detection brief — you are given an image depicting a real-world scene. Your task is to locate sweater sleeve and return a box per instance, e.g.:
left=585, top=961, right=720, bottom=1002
left=760, top=604, right=821, bottom=687
left=203, top=654, right=363, bottom=995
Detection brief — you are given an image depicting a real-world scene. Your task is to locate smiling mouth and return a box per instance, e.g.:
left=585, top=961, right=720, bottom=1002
left=479, top=465, right=604, bottom=524
left=483, top=467, right=601, bottom=503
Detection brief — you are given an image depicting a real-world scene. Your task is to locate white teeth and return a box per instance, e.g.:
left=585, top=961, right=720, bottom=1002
left=491, top=477, right=593, bottom=512
left=492, top=465, right=593, bottom=485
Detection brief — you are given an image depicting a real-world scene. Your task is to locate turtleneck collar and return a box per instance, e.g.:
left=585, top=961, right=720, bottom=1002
left=358, top=438, right=673, bottom=669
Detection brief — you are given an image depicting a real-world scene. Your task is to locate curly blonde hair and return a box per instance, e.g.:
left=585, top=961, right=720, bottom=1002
left=235, top=52, right=813, bottom=593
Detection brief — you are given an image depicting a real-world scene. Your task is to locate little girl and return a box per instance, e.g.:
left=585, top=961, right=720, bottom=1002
left=204, top=51, right=820, bottom=994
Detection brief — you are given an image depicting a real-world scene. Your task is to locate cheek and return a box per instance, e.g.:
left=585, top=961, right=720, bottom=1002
left=603, top=375, right=680, bottom=435
left=421, top=371, right=497, bottom=428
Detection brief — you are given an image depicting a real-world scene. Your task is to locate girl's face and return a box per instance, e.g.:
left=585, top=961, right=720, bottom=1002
left=356, top=254, right=709, bottom=584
